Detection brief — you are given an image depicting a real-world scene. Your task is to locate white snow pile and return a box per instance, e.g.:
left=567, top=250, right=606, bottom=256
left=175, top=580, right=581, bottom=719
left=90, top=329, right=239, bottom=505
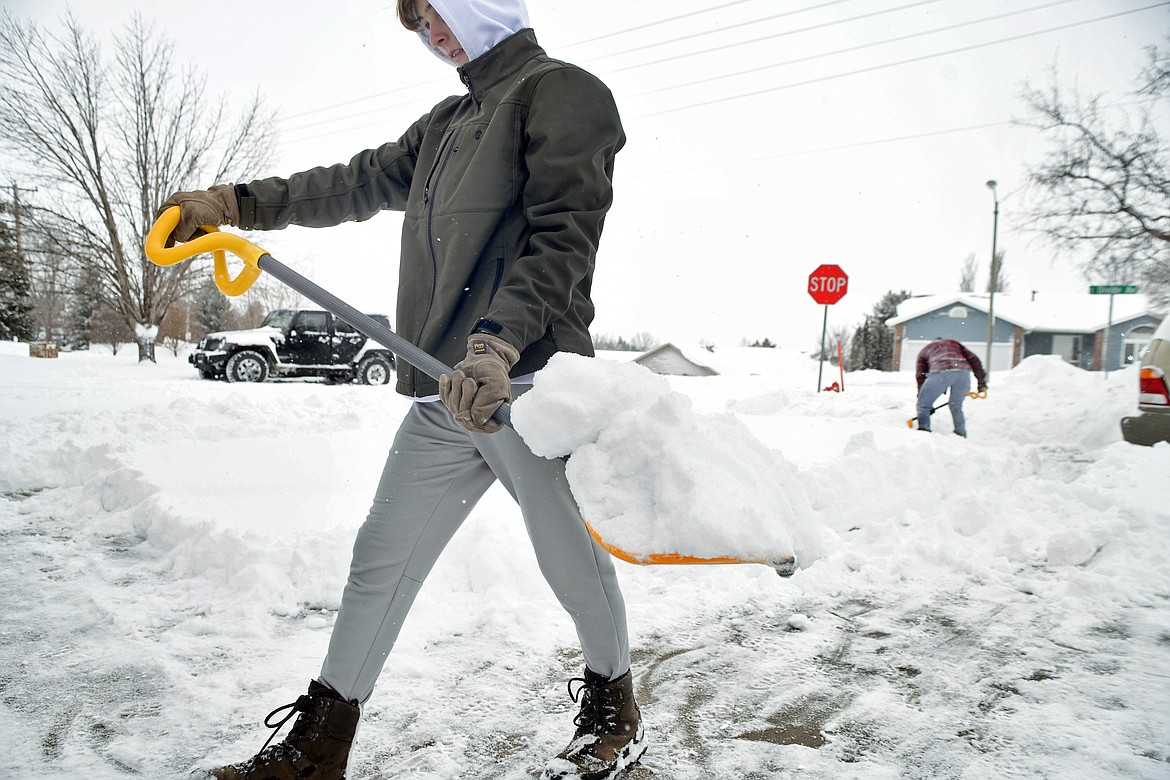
left=2, top=341, right=1169, bottom=780
left=511, top=353, right=822, bottom=564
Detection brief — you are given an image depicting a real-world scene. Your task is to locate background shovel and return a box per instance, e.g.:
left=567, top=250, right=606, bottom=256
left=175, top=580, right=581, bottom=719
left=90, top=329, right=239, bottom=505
left=145, top=209, right=796, bottom=576
left=907, top=388, right=986, bottom=428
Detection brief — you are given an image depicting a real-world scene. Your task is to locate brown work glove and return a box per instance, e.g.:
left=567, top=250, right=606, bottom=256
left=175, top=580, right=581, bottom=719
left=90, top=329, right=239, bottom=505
left=156, top=183, right=240, bottom=247
left=439, top=333, right=520, bottom=434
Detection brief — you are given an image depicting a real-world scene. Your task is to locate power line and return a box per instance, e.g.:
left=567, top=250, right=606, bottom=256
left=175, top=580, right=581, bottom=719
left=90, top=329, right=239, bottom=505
left=627, top=0, right=1083, bottom=98
left=625, top=120, right=1016, bottom=182
left=592, top=0, right=940, bottom=65
left=637, top=2, right=1170, bottom=118
left=282, top=0, right=941, bottom=143
left=558, top=0, right=765, bottom=50
left=282, top=78, right=447, bottom=123
left=281, top=0, right=783, bottom=127
left=281, top=0, right=865, bottom=137
left=285, top=93, right=440, bottom=134
left=281, top=1, right=1164, bottom=149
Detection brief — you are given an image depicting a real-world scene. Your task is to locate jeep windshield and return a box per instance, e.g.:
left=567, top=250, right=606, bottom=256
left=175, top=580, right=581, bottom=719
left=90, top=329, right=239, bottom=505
left=260, top=310, right=295, bottom=330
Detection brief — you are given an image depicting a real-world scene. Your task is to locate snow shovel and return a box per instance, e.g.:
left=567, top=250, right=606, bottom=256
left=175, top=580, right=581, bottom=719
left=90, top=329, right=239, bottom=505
left=145, top=209, right=796, bottom=577
left=906, top=387, right=986, bottom=428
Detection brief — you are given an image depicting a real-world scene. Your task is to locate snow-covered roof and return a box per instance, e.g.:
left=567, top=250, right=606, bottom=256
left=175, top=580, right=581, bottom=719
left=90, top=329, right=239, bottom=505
left=616, top=344, right=814, bottom=377
left=631, top=343, right=719, bottom=376
left=889, top=292, right=1160, bottom=333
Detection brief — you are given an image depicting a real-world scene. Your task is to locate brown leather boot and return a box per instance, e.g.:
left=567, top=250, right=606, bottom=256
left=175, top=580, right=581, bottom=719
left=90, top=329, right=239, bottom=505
left=542, top=668, right=646, bottom=780
left=197, top=680, right=360, bottom=780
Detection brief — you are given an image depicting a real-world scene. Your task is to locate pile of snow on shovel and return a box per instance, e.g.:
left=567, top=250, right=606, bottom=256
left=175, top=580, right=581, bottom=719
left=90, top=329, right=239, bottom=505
left=512, top=353, right=826, bottom=566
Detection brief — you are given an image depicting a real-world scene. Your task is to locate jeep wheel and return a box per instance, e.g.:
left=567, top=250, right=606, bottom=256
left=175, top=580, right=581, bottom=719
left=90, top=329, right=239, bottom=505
left=357, top=354, right=392, bottom=385
left=225, top=350, right=270, bottom=383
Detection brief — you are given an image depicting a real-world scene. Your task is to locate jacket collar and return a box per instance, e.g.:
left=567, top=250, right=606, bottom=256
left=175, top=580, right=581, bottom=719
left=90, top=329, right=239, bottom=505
left=458, top=28, right=543, bottom=103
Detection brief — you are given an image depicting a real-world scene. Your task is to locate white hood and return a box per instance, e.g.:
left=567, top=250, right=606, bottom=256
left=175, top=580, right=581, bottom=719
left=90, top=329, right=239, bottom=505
left=417, top=0, right=530, bottom=65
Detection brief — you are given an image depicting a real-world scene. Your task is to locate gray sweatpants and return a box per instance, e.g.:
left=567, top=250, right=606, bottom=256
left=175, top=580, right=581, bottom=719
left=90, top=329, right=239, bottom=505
left=319, top=392, right=630, bottom=703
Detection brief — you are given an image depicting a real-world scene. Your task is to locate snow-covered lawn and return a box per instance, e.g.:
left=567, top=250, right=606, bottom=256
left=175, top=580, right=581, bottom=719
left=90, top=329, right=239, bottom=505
left=1, top=341, right=1167, bottom=779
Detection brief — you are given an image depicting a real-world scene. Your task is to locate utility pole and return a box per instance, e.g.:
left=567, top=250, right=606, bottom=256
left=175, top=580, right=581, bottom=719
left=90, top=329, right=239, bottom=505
left=984, top=180, right=1000, bottom=380
left=9, top=182, right=38, bottom=257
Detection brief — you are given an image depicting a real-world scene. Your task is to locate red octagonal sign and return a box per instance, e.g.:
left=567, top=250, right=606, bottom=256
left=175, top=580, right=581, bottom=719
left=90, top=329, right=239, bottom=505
left=808, top=264, right=849, bottom=305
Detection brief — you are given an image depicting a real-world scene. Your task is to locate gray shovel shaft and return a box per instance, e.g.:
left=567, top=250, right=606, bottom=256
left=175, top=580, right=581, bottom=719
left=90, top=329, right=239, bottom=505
left=257, top=254, right=512, bottom=427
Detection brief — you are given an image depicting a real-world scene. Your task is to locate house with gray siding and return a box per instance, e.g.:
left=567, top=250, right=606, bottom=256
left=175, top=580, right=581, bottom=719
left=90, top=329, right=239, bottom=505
left=888, top=293, right=1162, bottom=373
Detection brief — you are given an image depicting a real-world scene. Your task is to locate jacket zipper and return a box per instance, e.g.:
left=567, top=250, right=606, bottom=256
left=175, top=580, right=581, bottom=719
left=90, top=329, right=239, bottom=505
left=415, top=132, right=459, bottom=394
left=491, top=258, right=504, bottom=302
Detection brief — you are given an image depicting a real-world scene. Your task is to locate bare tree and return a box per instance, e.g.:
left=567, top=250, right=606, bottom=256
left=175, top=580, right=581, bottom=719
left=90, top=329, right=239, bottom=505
left=810, top=325, right=850, bottom=364
left=593, top=331, right=660, bottom=351
left=829, top=324, right=852, bottom=368
left=23, top=229, right=71, bottom=343
left=958, top=253, right=978, bottom=292
left=1019, top=43, right=1170, bottom=308
left=986, top=249, right=1009, bottom=294
left=629, top=331, right=659, bottom=351
left=158, top=299, right=189, bottom=356
left=89, top=302, right=133, bottom=355
left=0, top=12, right=275, bottom=361
left=243, top=272, right=305, bottom=318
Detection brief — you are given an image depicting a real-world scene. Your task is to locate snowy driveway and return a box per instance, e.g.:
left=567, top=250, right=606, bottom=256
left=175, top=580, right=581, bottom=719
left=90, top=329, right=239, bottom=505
left=1, top=344, right=1168, bottom=779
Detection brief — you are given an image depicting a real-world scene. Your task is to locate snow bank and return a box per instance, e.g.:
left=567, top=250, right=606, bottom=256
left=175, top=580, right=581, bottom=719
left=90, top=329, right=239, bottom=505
left=3, top=343, right=1169, bottom=779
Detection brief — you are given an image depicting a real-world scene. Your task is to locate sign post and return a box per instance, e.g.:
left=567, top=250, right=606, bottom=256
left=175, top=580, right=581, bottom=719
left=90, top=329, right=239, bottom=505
left=808, top=264, right=849, bottom=392
left=1089, top=284, right=1139, bottom=377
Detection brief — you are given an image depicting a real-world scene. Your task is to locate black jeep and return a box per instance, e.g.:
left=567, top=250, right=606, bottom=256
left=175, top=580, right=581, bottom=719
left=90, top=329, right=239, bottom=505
left=190, top=309, right=394, bottom=385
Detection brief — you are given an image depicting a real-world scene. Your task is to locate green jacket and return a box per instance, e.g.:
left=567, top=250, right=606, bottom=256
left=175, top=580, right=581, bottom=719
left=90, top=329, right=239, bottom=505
left=238, top=30, right=625, bottom=397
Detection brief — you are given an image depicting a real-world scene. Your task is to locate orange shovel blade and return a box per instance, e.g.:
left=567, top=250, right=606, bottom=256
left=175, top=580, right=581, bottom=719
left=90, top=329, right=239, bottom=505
left=584, top=520, right=796, bottom=577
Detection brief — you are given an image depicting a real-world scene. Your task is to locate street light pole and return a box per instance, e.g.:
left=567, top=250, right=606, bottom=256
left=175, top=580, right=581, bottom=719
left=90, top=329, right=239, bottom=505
left=984, top=180, right=1000, bottom=380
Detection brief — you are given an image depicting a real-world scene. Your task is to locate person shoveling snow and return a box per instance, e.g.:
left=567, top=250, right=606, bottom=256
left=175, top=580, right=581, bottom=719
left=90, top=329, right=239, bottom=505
left=512, top=353, right=825, bottom=573
left=152, top=1, right=647, bottom=778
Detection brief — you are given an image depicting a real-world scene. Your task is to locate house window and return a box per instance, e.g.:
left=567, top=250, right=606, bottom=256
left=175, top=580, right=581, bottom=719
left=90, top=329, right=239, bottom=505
left=948, top=306, right=968, bottom=318
left=1124, top=326, right=1155, bottom=364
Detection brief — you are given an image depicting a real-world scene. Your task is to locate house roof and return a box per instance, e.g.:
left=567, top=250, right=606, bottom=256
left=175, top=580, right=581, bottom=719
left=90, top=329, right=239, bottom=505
left=624, top=343, right=815, bottom=377
left=889, top=292, right=1160, bottom=333
left=632, top=342, right=719, bottom=375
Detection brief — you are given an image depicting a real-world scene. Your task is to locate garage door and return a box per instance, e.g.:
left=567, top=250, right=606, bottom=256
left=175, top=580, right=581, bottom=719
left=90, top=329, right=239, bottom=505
left=901, top=339, right=1013, bottom=373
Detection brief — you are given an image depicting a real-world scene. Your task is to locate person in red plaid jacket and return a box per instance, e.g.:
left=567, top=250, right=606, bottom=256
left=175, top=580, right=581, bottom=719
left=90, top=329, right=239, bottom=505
left=915, top=338, right=987, bottom=437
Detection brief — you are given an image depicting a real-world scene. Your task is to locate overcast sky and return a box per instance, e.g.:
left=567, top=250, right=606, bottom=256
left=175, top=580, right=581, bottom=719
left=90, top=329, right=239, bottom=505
left=4, top=0, right=1168, bottom=347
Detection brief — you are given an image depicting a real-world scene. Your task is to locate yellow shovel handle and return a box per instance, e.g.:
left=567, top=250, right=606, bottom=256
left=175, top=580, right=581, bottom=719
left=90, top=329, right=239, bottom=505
left=144, top=207, right=267, bottom=296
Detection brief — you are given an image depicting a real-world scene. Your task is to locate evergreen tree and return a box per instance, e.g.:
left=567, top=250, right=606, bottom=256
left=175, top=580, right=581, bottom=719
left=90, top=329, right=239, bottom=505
left=849, top=290, right=912, bottom=371
left=192, top=279, right=231, bottom=337
left=0, top=222, right=35, bottom=341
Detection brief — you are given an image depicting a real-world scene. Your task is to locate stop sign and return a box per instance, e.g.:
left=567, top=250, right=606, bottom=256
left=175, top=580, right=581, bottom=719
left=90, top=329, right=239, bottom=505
left=808, top=264, right=849, bottom=305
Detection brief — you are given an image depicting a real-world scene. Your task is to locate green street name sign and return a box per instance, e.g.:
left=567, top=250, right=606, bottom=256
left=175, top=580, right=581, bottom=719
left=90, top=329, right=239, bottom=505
left=1089, top=284, right=1139, bottom=294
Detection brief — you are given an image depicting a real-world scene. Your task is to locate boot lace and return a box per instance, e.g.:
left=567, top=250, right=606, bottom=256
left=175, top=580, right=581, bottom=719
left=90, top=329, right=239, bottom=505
left=566, top=676, right=619, bottom=734
left=227, top=693, right=313, bottom=770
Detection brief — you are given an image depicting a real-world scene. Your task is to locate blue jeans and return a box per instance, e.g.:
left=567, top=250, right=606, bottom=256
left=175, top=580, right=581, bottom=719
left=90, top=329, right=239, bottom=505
left=916, top=370, right=972, bottom=436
